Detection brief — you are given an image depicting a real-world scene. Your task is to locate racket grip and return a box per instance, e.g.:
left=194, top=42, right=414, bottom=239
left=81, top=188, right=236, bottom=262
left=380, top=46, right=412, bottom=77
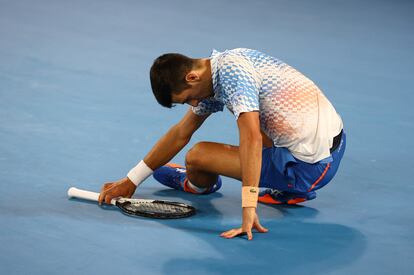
left=67, top=187, right=117, bottom=205
left=68, top=187, right=100, bottom=201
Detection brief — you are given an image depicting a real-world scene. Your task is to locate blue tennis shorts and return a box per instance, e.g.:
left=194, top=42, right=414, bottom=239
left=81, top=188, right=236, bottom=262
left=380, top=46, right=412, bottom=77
left=259, top=132, right=346, bottom=194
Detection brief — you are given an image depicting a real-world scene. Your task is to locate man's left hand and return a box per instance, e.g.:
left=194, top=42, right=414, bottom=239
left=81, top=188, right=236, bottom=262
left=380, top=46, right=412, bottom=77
left=220, top=207, right=268, bottom=240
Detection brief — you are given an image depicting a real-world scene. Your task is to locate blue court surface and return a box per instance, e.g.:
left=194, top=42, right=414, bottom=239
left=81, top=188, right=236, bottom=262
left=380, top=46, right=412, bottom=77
left=1, top=0, right=413, bottom=274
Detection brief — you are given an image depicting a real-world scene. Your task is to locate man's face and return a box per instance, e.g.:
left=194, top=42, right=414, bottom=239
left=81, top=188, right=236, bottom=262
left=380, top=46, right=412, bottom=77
left=171, top=69, right=214, bottom=107
left=171, top=86, right=211, bottom=107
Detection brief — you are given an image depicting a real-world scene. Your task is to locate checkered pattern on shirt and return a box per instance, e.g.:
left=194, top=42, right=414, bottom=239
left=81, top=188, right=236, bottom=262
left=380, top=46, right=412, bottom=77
left=192, top=48, right=342, bottom=163
left=192, top=49, right=261, bottom=118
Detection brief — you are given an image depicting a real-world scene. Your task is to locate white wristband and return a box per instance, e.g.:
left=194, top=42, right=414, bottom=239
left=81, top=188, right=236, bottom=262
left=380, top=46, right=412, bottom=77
left=127, top=160, right=153, bottom=186
left=242, top=186, right=259, bottom=208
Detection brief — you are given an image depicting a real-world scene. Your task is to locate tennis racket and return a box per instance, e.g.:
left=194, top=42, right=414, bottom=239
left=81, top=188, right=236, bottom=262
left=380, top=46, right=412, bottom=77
left=67, top=187, right=196, bottom=219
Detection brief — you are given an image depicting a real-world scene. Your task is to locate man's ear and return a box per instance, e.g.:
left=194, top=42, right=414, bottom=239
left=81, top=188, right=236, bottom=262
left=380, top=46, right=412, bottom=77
left=185, top=71, right=200, bottom=83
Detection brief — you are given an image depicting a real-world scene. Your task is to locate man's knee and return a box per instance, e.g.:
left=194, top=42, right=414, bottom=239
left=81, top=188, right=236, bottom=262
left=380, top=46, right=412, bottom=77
left=185, top=142, right=210, bottom=170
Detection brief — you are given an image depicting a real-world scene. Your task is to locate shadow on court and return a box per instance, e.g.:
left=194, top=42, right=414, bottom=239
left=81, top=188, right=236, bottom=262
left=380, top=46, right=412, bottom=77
left=63, top=185, right=367, bottom=275
left=161, top=221, right=366, bottom=275
left=138, top=188, right=367, bottom=275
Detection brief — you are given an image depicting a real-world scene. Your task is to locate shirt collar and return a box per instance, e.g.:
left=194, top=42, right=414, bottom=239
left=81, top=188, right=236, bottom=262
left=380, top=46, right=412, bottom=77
left=210, top=49, right=222, bottom=99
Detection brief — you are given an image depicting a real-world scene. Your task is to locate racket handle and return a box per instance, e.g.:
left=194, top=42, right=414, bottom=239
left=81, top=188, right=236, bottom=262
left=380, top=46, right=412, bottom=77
left=67, top=187, right=117, bottom=205
left=68, top=187, right=100, bottom=201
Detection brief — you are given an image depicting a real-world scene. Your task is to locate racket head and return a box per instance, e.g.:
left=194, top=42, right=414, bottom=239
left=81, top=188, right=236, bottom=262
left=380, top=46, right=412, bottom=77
left=115, top=198, right=196, bottom=219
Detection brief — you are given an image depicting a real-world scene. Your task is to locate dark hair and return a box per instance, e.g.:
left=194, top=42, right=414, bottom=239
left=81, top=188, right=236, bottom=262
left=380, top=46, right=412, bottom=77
left=150, top=53, right=194, bottom=108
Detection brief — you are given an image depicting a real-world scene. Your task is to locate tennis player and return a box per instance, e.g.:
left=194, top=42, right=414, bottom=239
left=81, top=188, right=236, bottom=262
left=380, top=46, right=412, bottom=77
left=98, top=48, right=346, bottom=240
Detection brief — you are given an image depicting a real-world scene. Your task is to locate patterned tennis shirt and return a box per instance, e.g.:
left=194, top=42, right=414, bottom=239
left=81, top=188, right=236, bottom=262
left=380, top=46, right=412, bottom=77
left=192, top=48, right=343, bottom=163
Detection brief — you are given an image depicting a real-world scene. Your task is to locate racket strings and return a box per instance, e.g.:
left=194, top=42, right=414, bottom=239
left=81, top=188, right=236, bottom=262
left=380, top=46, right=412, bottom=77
left=122, top=201, right=192, bottom=215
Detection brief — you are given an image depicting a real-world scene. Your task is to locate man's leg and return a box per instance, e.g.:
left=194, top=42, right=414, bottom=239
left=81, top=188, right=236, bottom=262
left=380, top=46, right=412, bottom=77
left=153, top=140, right=320, bottom=204
left=185, top=129, right=272, bottom=188
left=185, top=142, right=241, bottom=188
left=152, top=141, right=242, bottom=194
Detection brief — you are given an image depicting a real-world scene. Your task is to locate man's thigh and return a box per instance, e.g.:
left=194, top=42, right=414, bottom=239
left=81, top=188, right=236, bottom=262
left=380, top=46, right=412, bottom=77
left=186, top=141, right=242, bottom=180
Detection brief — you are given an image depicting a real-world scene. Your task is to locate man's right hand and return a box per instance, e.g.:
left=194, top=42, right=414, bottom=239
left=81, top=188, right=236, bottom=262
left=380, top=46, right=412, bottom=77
left=98, top=177, right=137, bottom=205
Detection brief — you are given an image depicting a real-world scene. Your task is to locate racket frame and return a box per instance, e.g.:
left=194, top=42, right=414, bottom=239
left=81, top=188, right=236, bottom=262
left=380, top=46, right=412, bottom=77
left=67, top=187, right=196, bottom=219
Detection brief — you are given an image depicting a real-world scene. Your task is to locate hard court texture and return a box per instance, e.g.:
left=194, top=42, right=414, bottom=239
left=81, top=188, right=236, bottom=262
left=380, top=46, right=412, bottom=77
left=0, top=0, right=413, bottom=274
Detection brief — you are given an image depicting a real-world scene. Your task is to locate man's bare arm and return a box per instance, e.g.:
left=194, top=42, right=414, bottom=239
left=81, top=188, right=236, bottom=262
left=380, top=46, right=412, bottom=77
left=221, top=111, right=268, bottom=240
left=144, top=109, right=210, bottom=170
left=98, top=108, right=209, bottom=204
left=237, top=111, right=262, bottom=188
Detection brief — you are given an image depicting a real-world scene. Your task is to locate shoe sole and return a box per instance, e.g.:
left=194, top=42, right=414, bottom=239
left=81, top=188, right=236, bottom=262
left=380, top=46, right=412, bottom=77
left=258, top=194, right=307, bottom=205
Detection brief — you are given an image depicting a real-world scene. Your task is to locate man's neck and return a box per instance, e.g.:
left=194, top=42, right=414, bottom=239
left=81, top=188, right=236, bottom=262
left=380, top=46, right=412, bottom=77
left=196, top=59, right=214, bottom=97
left=196, top=58, right=211, bottom=76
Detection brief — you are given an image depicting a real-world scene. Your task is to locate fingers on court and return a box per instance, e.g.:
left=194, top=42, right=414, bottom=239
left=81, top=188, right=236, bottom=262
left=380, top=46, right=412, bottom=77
left=220, top=228, right=242, bottom=239
left=254, top=221, right=269, bottom=233
left=254, top=215, right=269, bottom=233
left=247, top=230, right=253, bottom=241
